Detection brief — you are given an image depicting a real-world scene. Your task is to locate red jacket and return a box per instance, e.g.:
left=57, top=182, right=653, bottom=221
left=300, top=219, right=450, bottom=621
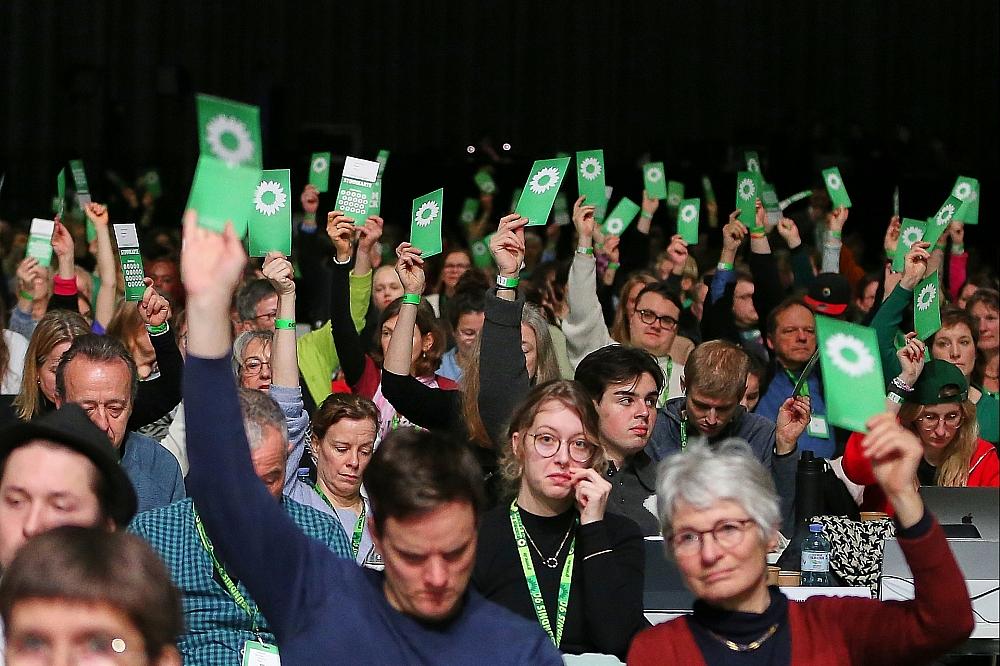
left=842, top=432, right=999, bottom=514
left=628, top=520, right=973, bottom=665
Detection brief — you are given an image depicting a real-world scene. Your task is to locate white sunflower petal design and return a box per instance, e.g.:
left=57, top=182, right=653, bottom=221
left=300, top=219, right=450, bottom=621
left=826, top=172, right=842, bottom=190
left=605, top=218, right=624, bottom=235
left=415, top=201, right=440, bottom=227
left=579, top=158, right=602, bottom=181
left=916, top=283, right=937, bottom=311
left=646, top=166, right=663, bottom=183
left=205, top=114, right=254, bottom=167
left=529, top=167, right=561, bottom=195
left=311, top=156, right=329, bottom=173
left=680, top=205, right=698, bottom=223
left=935, top=203, right=955, bottom=227
left=253, top=180, right=287, bottom=216
left=825, top=332, right=876, bottom=378
left=901, top=226, right=923, bottom=248
left=738, top=177, right=756, bottom=202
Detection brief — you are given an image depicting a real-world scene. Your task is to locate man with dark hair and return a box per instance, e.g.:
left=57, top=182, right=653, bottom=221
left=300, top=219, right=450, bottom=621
left=55, top=334, right=184, bottom=513
left=646, top=340, right=810, bottom=530
left=130, top=388, right=352, bottom=663
left=575, top=345, right=665, bottom=535
left=235, top=278, right=279, bottom=333
left=179, top=215, right=561, bottom=664
left=438, top=288, right=487, bottom=382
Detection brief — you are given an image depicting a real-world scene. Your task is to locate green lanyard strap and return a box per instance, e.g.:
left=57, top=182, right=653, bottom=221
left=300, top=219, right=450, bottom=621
left=679, top=413, right=688, bottom=451
left=313, top=483, right=367, bottom=559
left=657, top=357, right=674, bottom=408
left=193, top=507, right=261, bottom=632
left=786, top=368, right=810, bottom=397
left=508, top=500, right=575, bottom=648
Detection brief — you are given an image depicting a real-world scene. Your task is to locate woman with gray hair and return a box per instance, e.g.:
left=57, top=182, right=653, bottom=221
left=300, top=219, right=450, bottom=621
left=629, top=413, right=974, bottom=665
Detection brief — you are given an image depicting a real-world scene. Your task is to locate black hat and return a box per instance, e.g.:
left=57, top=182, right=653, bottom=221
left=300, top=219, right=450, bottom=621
left=0, top=405, right=138, bottom=526
left=805, top=272, right=851, bottom=317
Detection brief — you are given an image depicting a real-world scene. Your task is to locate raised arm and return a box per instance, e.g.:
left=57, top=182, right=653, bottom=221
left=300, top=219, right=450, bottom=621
left=182, top=212, right=338, bottom=638
left=870, top=242, right=930, bottom=381
left=129, top=279, right=182, bottom=430
left=326, top=213, right=367, bottom=386
left=83, top=203, right=119, bottom=328
left=563, top=196, right=614, bottom=368
left=746, top=201, right=785, bottom=328
left=47, top=221, right=81, bottom=314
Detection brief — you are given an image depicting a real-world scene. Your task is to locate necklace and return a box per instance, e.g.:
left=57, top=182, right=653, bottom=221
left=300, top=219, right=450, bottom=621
left=705, top=623, right=779, bottom=652
left=522, top=519, right=574, bottom=569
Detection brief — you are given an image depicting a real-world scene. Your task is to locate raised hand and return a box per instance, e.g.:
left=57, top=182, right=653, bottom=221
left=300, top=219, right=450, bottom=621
left=641, top=189, right=660, bottom=218
left=861, top=412, right=923, bottom=520
left=571, top=468, right=612, bottom=525
left=722, top=218, right=747, bottom=253
left=394, top=242, right=426, bottom=295
left=326, top=212, right=355, bottom=263
left=300, top=184, right=320, bottom=215
left=666, top=234, right=689, bottom=275
left=572, top=195, right=597, bottom=243
left=776, top=216, right=802, bottom=249
left=900, top=241, right=931, bottom=290
left=884, top=216, right=901, bottom=258
left=138, top=277, right=171, bottom=328
left=357, top=216, right=384, bottom=255
left=599, top=235, right=621, bottom=265
left=895, top=332, right=926, bottom=387
left=83, top=202, right=110, bottom=227
left=754, top=198, right=766, bottom=232
left=775, top=395, right=812, bottom=454
left=16, top=257, right=47, bottom=301
left=828, top=206, right=849, bottom=234
left=262, top=252, right=295, bottom=297
left=490, top=214, right=527, bottom=279
left=948, top=221, right=965, bottom=249
left=181, top=211, right=247, bottom=306
left=50, top=221, right=75, bottom=260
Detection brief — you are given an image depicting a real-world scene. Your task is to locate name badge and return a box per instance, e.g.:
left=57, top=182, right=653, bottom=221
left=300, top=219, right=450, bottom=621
left=807, top=414, right=830, bottom=439
left=242, top=640, right=280, bottom=666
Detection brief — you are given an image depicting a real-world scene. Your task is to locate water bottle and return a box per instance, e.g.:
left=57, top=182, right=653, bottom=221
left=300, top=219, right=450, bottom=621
left=800, top=523, right=832, bottom=586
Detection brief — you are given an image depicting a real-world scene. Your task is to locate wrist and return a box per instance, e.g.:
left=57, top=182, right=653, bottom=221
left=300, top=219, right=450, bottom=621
left=717, top=261, right=734, bottom=271
left=828, top=229, right=842, bottom=239
left=496, top=274, right=520, bottom=290
left=606, top=261, right=620, bottom=272
left=575, top=246, right=594, bottom=256
left=640, top=210, right=653, bottom=220
left=774, top=435, right=797, bottom=456
left=18, top=289, right=33, bottom=301
left=401, top=293, right=421, bottom=306
left=334, top=251, right=352, bottom=265
left=52, top=274, right=78, bottom=296
left=787, top=238, right=802, bottom=249
left=274, top=318, right=296, bottom=330
left=146, top=322, right=169, bottom=336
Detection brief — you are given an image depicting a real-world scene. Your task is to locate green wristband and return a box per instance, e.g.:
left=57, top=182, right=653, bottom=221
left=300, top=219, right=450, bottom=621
left=496, top=275, right=520, bottom=289
left=146, top=323, right=169, bottom=336
left=18, top=290, right=33, bottom=301
left=401, top=293, right=421, bottom=305
left=576, top=246, right=594, bottom=256
left=274, top=318, right=296, bottom=330
left=607, top=262, right=621, bottom=271
left=829, top=230, right=842, bottom=239
left=640, top=210, right=653, bottom=220
left=717, top=262, right=734, bottom=271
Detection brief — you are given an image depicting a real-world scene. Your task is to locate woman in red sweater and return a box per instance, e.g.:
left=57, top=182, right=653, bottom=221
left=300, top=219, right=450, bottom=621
left=843, top=338, right=1000, bottom=514
left=628, top=413, right=973, bottom=665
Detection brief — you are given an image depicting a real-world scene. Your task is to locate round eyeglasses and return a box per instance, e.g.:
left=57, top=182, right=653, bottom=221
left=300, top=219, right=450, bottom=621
left=635, top=308, right=678, bottom=329
left=526, top=432, right=597, bottom=464
left=667, top=519, right=756, bottom=556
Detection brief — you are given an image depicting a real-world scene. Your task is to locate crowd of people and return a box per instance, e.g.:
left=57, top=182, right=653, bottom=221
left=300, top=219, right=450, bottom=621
left=0, top=155, right=996, bottom=664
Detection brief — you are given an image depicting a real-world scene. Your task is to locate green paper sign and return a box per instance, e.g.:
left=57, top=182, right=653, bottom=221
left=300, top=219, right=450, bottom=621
left=70, top=159, right=90, bottom=208
left=410, top=188, right=444, bottom=258
left=368, top=149, right=390, bottom=217
left=701, top=175, right=716, bottom=204
left=892, top=218, right=926, bottom=273
left=744, top=151, right=762, bottom=175
left=472, top=235, right=494, bottom=268
left=816, top=316, right=886, bottom=433
left=55, top=168, right=66, bottom=216
left=822, top=167, right=852, bottom=209
left=460, top=197, right=479, bottom=225
left=761, top=182, right=780, bottom=227
left=666, top=181, right=684, bottom=209
left=113, top=224, right=147, bottom=301
left=196, top=94, right=262, bottom=169
left=515, top=157, right=571, bottom=227
left=596, top=186, right=612, bottom=223
left=914, top=271, right=942, bottom=340
left=309, top=152, right=331, bottom=192
left=576, top=150, right=606, bottom=208
left=923, top=195, right=963, bottom=248
left=644, top=162, right=667, bottom=200
left=248, top=169, right=292, bottom=257
left=28, top=218, right=55, bottom=267
left=474, top=169, right=496, bottom=194
left=376, top=149, right=390, bottom=178
left=141, top=169, right=162, bottom=199
left=778, top=189, right=812, bottom=211
left=335, top=156, right=379, bottom=226
left=952, top=176, right=979, bottom=225
left=510, top=187, right=522, bottom=213
left=677, top=198, right=700, bottom=245
left=601, top=197, right=640, bottom=237
left=187, top=156, right=258, bottom=237
left=735, top=171, right=761, bottom=232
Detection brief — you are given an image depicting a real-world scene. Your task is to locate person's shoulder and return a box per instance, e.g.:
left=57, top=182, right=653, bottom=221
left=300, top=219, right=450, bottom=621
left=478, top=502, right=513, bottom=531
left=600, top=511, right=644, bottom=541
left=462, top=592, right=563, bottom=662
left=3, top=328, right=29, bottom=352
left=628, top=617, right=691, bottom=661
left=128, top=497, right=193, bottom=535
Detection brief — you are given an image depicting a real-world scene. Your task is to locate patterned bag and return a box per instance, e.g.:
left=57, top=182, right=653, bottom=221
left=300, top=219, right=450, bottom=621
left=810, top=515, right=896, bottom=597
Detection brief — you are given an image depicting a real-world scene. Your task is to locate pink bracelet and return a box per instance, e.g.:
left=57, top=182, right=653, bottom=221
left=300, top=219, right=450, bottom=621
left=53, top=275, right=78, bottom=296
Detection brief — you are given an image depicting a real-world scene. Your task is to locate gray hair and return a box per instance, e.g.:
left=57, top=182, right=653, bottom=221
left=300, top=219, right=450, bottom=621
left=232, top=330, right=273, bottom=380
left=235, top=279, right=277, bottom=322
left=522, top=302, right=560, bottom=384
left=656, top=438, right=780, bottom=545
left=237, top=388, right=288, bottom=451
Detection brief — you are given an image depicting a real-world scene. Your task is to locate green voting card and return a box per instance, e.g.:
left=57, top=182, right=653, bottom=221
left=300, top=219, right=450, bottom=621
left=474, top=169, right=496, bottom=194
left=822, top=167, right=852, bottom=209
left=601, top=197, right=640, bottom=237
left=196, top=94, right=262, bottom=168
left=460, top=197, right=479, bottom=225
left=335, top=156, right=379, bottom=226
left=666, top=181, right=684, bottom=209
left=644, top=162, right=667, bottom=200
left=914, top=271, right=942, bottom=340
left=410, top=188, right=444, bottom=258
left=70, top=159, right=95, bottom=241
left=735, top=171, right=761, bottom=232
left=677, top=198, right=700, bottom=244
left=952, top=176, right=979, bottom=225
left=892, top=218, right=926, bottom=273
left=368, top=149, right=390, bottom=217
left=576, top=150, right=606, bottom=208
left=472, top=235, right=494, bottom=268
left=816, top=316, right=885, bottom=433
left=113, top=223, right=147, bottom=301
left=28, top=218, right=55, bottom=267
left=923, top=194, right=963, bottom=248
left=187, top=156, right=258, bottom=237
left=309, top=152, right=331, bottom=192
left=515, top=157, right=571, bottom=226
left=248, top=169, right=292, bottom=257
left=55, top=168, right=66, bottom=216
left=745, top=151, right=762, bottom=174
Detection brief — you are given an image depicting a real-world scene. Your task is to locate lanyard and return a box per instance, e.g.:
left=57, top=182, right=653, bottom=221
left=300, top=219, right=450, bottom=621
left=313, top=483, right=366, bottom=559
left=508, top=500, right=575, bottom=648
left=657, top=358, right=674, bottom=408
left=786, top=369, right=810, bottom=397
left=679, top=413, right=689, bottom=451
left=193, top=507, right=261, bottom=633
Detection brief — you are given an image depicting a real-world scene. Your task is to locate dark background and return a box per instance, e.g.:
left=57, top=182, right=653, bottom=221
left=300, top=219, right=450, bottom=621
left=1, top=0, right=997, bottom=269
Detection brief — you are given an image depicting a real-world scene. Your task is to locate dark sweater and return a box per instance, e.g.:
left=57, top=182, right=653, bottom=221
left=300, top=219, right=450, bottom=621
left=185, top=354, right=562, bottom=664
left=472, top=503, right=647, bottom=660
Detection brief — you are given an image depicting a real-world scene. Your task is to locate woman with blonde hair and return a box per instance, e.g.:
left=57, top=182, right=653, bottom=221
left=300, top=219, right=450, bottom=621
left=12, top=310, right=90, bottom=421
left=472, top=379, right=645, bottom=659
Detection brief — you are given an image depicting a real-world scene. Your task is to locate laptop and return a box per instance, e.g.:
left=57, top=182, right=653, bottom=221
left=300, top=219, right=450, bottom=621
left=643, top=537, right=695, bottom=612
left=919, top=487, right=999, bottom=541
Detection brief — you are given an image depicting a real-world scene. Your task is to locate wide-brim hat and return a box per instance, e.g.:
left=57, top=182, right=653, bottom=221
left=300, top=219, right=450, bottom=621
left=0, top=404, right=137, bottom=526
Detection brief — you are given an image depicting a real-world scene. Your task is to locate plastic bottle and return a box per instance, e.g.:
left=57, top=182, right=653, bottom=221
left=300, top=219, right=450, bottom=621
left=800, top=523, right=832, bottom=586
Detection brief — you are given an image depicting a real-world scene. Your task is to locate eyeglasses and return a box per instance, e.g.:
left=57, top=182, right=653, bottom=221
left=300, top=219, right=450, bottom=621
left=667, top=519, right=756, bottom=556
left=526, top=432, right=597, bottom=464
left=635, top=308, right=678, bottom=329
left=241, top=356, right=272, bottom=375
left=251, top=310, right=278, bottom=323
left=913, top=411, right=963, bottom=430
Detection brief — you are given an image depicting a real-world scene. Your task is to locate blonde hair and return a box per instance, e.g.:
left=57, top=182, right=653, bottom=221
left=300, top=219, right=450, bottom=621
left=13, top=310, right=91, bottom=420
left=610, top=271, right=657, bottom=344
left=898, top=397, right=979, bottom=487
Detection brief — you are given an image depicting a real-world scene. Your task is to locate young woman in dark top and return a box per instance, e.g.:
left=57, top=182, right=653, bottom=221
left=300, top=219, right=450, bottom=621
left=472, top=380, right=646, bottom=659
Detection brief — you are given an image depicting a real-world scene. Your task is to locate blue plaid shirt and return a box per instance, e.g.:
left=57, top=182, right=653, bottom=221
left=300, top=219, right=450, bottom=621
left=130, top=496, right=351, bottom=664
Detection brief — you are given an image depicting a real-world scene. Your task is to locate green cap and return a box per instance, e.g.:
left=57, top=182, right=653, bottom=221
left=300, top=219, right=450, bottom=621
left=909, top=360, right=968, bottom=405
